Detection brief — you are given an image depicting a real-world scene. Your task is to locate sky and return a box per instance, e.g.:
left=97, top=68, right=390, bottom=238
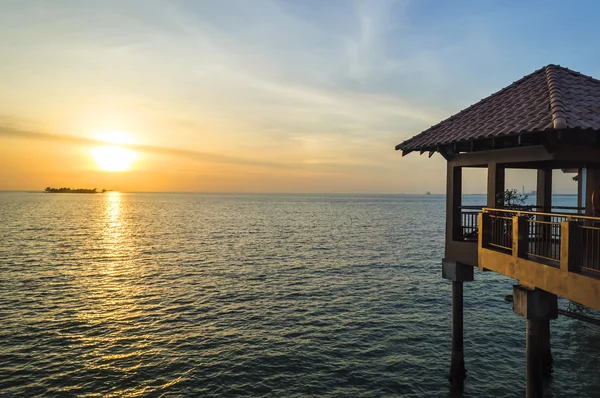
left=0, top=0, right=598, bottom=193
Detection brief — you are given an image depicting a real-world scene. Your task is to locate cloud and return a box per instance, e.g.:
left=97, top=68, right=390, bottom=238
left=0, top=125, right=289, bottom=168
left=0, top=125, right=389, bottom=174
left=4, top=0, right=553, bottom=193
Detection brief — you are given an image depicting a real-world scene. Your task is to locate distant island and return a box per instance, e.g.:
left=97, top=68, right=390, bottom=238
left=44, top=187, right=109, bottom=194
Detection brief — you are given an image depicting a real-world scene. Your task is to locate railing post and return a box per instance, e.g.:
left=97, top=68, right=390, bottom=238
left=561, top=221, right=582, bottom=272
left=480, top=212, right=490, bottom=248
left=513, top=215, right=528, bottom=258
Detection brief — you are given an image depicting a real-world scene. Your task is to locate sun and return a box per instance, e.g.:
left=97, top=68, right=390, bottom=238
left=91, top=131, right=137, bottom=172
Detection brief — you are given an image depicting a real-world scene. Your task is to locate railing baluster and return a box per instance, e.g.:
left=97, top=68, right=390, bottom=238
left=584, top=229, right=587, bottom=268
left=588, top=229, right=591, bottom=269
left=458, top=209, right=484, bottom=241
left=576, top=224, right=600, bottom=272
left=590, top=229, right=600, bottom=269
left=591, top=230, right=600, bottom=269
left=594, top=228, right=596, bottom=269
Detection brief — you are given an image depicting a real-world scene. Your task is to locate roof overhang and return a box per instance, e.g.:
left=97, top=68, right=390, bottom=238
left=396, top=65, right=600, bottom=159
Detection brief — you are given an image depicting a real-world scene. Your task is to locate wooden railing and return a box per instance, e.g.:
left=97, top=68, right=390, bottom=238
left=459, top=206, right=484, bottom=241
left=454, top=205, right=584, bottom=243
left=481, top=208, right=600, bottom=273
left=489, top=214, right=513, bottom=252
left=580, top=225, right=600, bottom=272
left=526, top=219, right=561, bottom=264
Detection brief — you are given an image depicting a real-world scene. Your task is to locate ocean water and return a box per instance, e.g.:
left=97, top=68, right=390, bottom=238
left=0, top=192, right=598, bottom=397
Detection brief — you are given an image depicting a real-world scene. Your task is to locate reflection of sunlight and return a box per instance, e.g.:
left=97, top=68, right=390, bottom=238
left=67, top=191, right=179, bottom=396
left=102, top=192, right=129, bottom=271
left=105, top=191, right=123, bottom=244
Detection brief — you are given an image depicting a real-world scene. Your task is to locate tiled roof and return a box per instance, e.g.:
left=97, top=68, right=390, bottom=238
left=396, top=65, right=600, bottom=153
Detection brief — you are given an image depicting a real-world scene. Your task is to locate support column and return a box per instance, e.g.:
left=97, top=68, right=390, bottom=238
left=513, top=286, right=558, bottom=398
left=526, top=320, right=547, bottom=398
left=446, top=163, right=462, bottom=243
left=442, top=260, right=473, bottom=389
left=450, top=281, right=465, bottom=387
left=487, top=162, right=505, bottom=208
left=536, top=168, right=553, bottom=213
left=539, top=320, right=552, bottom=379
left=536, top=168, right=553, bottom=258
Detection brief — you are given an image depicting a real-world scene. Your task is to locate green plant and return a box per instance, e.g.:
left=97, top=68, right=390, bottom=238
left=498, top=189, right=530, bottom=209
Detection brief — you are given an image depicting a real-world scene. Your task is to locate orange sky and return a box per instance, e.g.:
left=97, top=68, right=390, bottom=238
left=0, top=1, right=588, bottom=194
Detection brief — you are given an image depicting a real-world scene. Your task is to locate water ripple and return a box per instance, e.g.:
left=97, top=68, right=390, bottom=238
left=0, top=192, right=598, bottom=396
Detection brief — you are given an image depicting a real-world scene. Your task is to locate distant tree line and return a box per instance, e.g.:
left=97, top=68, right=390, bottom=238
left=44, top=187, right=107, bottom=194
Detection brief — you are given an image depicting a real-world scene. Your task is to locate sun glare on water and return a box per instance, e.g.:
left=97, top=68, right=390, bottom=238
left=91, top=131, right=137, bottom=172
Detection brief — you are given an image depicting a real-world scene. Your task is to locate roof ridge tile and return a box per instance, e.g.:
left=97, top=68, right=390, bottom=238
left=544, top=65, right=568, bottom=129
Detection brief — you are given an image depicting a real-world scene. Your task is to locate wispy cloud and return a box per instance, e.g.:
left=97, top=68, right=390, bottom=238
left=0, top=125, right=388, bottom=174
left=0, top=125, right=292, bottom=169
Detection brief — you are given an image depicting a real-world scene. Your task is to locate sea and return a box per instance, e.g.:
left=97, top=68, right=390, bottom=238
left=0, top=192, right=599, bottom=397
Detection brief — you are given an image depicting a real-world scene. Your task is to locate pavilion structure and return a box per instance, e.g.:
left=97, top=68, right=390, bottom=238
left=396, top=64, right=600, bottom=398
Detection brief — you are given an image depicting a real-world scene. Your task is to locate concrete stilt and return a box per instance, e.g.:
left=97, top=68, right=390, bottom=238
left=526, top=319, right=544, bottom=398
left=540, top=320, right=553, bottom=379
left=442, top=260, right=473, bottom=389
left=513, top=285, right=557, bottom=398
left=449, top=281, right=465, bottom=387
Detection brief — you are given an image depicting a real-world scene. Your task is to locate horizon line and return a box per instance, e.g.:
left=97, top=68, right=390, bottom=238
left=0, top=189, right=579, bottom=196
